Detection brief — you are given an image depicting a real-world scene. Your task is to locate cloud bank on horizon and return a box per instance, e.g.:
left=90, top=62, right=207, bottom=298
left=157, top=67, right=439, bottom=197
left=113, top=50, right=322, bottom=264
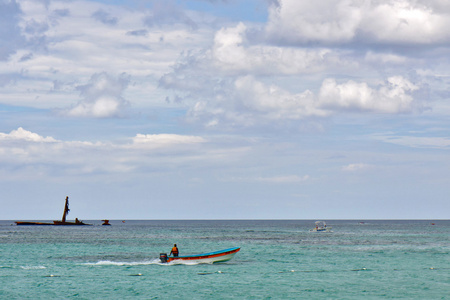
left=0, top=0, right=449, bottom=219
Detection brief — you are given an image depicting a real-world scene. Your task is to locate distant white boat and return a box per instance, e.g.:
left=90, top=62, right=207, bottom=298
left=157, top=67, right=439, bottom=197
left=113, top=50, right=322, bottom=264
left=310, top=221, right=332, bottom=232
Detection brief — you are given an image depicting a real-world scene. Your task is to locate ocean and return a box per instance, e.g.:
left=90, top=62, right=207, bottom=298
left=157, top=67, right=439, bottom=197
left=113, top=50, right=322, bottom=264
left=1, top=220, right=449, bottom=299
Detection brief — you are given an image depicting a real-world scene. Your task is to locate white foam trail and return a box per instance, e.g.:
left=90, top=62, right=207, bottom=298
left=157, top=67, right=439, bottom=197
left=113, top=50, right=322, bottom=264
left=84, top=258, right=215, bottom=266
left=83, top=259, right=160, bottom=266
left=20, top=266, right=46, bottom=270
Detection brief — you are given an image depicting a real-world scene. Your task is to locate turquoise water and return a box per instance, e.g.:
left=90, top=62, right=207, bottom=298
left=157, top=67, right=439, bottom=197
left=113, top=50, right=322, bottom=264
left=1, top=220, right=449, bottom=299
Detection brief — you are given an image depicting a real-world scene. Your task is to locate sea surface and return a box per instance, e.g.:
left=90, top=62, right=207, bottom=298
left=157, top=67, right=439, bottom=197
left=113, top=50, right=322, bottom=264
left=1, top=220, right=449, bottom=299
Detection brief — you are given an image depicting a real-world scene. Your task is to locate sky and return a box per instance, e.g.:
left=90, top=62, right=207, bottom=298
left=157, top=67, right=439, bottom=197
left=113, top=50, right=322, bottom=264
left=1, top=0, right=450, bottom=220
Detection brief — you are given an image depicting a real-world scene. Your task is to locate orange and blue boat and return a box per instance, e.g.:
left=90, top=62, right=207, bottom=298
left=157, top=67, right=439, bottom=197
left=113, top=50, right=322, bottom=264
left=160, top=247, right=240, bottom=264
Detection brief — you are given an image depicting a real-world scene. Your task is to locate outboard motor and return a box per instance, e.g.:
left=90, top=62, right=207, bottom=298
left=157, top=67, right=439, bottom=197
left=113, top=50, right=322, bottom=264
left=160, top=253, right=168, bottom=263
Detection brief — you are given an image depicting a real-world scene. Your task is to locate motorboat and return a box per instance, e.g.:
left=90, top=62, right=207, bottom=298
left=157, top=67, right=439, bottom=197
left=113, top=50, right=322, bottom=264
left=160, top=247, right=240, bottom=264
left=310, top=221, right=332, bottom=232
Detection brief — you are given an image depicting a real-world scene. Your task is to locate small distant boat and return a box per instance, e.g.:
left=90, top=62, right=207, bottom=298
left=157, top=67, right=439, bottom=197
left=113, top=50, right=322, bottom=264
left=160, top=247, right=240, bottom=264
left=15, top=196, right=90, bottom=226
left=310, top=221, right=332, bottom=232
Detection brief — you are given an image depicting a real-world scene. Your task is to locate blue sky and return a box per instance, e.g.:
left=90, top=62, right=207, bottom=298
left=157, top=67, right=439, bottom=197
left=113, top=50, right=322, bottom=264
left=1, top=0, right=449, bottom=220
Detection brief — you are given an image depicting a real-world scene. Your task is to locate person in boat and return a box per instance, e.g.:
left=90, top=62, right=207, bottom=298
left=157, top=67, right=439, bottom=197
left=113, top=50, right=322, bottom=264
left=170, top=244, right=179, bottom=257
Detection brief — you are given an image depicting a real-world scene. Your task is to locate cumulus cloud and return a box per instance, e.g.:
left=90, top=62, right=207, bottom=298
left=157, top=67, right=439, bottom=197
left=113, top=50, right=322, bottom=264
left=266, top=0, right=361, bottom=44
left=158, top=17, right=425, bottom=129
left=62, top=72, right=130, bottom=118
left=186, top=75, right=421, bottom=128
left=265, top=0, right=450, bottom=45
left=318, top=76, right=420, bottom=113
left=159, top=22, right=343, bottom=79
left=185, top=75, right=322, bottom=128
left=211, top=23, right=339, bottom=75
left=359, top=0, right=450, bottom=44
left=0, top=127, right=56, bottom=142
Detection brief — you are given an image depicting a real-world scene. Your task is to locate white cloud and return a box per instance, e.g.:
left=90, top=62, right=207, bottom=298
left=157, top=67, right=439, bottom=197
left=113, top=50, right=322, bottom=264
left=187, top=75, right=421, bottom=128
left=232, top=75, right=326, bottom=117
left=211, top=23, right=340, bottom=75
left=342, top=163, right=371, bottom=172
left=0, top=127, right=56, bottom=142
left=186, top=75, right=327, bottom=128
left=266, top=0, right=362, bottom=44
left=131, top=133, right=206, bottom=148
left=265, top=0, right=450, bottom=45
left=61, top=72, right=130, bottom=118
left=318, top=76, right=419, bottom=113
left=198, top=21, right=350, bottom=78
left=360, top=0, right=450, bottom=44
left=0, top=0, right=215, bottom=110
left=0, top=128, right=228, bottom=177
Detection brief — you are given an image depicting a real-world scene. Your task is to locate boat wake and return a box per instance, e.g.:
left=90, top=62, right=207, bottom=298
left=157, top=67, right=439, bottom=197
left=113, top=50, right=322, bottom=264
left=20, top=265, right=47, bottom=270
left=84, top=259, right=210, bottom=266
left=83, top=259, right=161, bottom=266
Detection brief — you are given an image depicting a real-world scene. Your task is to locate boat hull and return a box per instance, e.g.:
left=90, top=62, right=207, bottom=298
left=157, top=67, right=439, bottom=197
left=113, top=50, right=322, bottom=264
left=167, top=247, right=240, bottom=264
left=15, top=221, right=90, bottom=226
left=15, top=222, right=54, bottom=226
left=310, top=228, right=332, bottom=232
left=52, top=221, right=90, bottom=225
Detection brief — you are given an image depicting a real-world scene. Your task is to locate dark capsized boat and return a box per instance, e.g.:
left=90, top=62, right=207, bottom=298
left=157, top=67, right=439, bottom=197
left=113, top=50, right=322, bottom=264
left=15, top=196, right=90, bottom=226
left=159, top=247, right=240, bottom=264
